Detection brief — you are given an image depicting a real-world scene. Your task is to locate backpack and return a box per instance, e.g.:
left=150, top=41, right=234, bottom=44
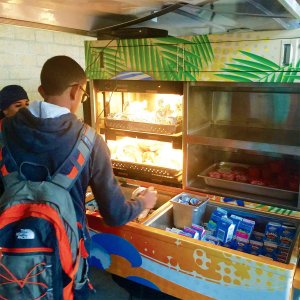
left=0, top=122, right=96, bottom=300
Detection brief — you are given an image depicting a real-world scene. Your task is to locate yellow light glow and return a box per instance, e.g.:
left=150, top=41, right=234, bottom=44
left=107, top=137, right=182, bottom=170
left=104, top=92, right=183, bottom=125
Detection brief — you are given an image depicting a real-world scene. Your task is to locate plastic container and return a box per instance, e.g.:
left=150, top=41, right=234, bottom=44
left=170, top=193, right=208, bottom=228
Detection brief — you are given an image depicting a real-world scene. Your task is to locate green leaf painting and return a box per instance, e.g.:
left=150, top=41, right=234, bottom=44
left=85, top=35, right=214, bottom=80
left=216, top=50, right=300, bottom=83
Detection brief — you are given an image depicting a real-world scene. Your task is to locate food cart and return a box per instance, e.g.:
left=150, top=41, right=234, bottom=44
left=84, top=28, right=300, bottom=300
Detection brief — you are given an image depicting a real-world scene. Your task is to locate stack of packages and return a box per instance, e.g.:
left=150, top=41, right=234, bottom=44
left=166, top=206, right=296, bottom=263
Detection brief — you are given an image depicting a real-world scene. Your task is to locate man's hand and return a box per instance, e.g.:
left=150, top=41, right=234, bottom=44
left=139, top=186, right=157, bottom=209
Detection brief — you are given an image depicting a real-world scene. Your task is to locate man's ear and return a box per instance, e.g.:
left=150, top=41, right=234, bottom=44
left=38, top=86, right=46, bottom=98
left=69, top=84, right=78, bottom=101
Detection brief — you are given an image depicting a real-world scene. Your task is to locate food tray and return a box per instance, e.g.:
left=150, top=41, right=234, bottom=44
left=112, top=160, right=182, bottom=178
left=198, top=162, right=298, bottom=200
left=105, top=118, right=182, bottom=134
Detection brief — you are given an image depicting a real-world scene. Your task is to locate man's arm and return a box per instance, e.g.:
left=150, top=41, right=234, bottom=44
left=89, top=135, right=146, bottom=226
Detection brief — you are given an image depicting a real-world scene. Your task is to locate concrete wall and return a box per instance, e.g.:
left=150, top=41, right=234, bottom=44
left=0, top=24, right=95, bottom=118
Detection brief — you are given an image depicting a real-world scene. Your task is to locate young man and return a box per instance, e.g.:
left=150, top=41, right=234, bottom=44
left=0, top=56, right=157, bottom=298
left=0, top=84, right=30, bottom=118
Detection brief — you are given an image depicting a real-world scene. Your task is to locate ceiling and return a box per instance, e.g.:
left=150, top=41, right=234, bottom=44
left=0, top=0, right=299, bottom=37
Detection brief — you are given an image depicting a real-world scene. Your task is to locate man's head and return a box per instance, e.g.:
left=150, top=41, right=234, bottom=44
left=39, top=56, right=87, bottom=113
left=0, top=85, right=30, bottom=117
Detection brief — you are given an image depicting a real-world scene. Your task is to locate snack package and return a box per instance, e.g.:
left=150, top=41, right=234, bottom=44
left=211, top=207, right=228, bottom=223
left=179, top=231, right=194, bottom=238
left=278, top=223, right=296, bottom=247
left=263, top=241, right=278, bottom=259
left=232, top=237, right=249, bottom=253
left=208, top=208, right=228, bottom=236
left=216, top=216, right=235, bottom=244
left=251, top=231, right=264, bottom=242
left=202, top=234, right=220, bottom=245
left=220, top=240, right=234, bottom=249
left=191, top=224, right=206, bottom=240
left=165, top=227, right=183, bottom=234
left=235, top=218, right=255, bottom=241
left=229, top=214, right=243, bottom=236
left=264, top=222, right=282, bottom=243
left=248, top=240, right=263, bottom=256
left=207, top=220, right=217, bottom=236
left=183, top=227, right=200, bottom=239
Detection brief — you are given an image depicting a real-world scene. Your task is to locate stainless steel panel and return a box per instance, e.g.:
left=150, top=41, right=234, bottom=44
left=1, top=0, right=299, bottom=36
left=185, top=83, right=300, bottom=209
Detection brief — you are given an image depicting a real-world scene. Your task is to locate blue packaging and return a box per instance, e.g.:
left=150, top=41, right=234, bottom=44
left=229, top=214, right=243, bottom=235
left=220, top=240, right=234, bottom=249
left=202, top=234, right=220, bottom=245
left=211, top=207, right=228, bottom=224
left=264, top=222, right=281, bottom=243
left=263, top=241, right=278, bottom=259
left=251, top=231, right=264, bottom=242
left=208, top=208, right=228, bottom=236
left=279, top=223, right=296, bottom=247
left=191, top=224, right=206, bottom=239
left=177, top=194, right=191, bottom=204
left=216, top=216, right=235, bottom=243
left=179, top=231, right=194, bottom=238
left=207, top=220, right=217, bottom=236
left=183, top=227, right=200, bottom=239
left=233, top=237, right=249, bottom=253
left=235, top=218, right=255, bottom=241
left=276, top=244, right=290, bottom=263
left=248, top=240, right=263, bottom=256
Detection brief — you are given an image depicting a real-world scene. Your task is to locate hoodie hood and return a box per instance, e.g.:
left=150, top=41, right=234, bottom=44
left=29, top=101, right=70, bottom=119
left=2, top=103, right=84, bottom=182
left=3, top=102, right=82, bottom=154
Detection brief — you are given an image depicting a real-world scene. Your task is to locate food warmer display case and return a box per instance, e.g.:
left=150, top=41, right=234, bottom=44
left=184, top=82, right=300, bottom=210
left=89, top=79, right=183, bottom=187
left=86, top=81, right=300, bottom=300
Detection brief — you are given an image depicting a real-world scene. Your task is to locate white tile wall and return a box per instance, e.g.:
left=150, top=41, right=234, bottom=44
left=0, top=24, right=95, bottom=118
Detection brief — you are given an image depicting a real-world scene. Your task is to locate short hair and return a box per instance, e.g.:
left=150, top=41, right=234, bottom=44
left=40, top=56, right=86, bottom=96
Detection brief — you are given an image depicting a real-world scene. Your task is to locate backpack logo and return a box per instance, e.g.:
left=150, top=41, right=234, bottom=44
left=16, top=229, right=35, bottom=240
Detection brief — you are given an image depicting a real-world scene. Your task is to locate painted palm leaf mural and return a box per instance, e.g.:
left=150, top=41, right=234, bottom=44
left=216, top=50, right=300, bottom=83
left=85, top=35, right=214, bottom=81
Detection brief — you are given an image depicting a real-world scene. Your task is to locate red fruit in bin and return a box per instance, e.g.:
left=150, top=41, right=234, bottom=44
left=232, top=166, right=247, bottom=175
left=248, top=166, right=261, bottom=178
left=235, top=174, right=248, bottom=183
left=221, top=172, right=235, bottom=181
left=269, top=160, right=284, bottom=174
left=208, top=171, right=221, bottom=179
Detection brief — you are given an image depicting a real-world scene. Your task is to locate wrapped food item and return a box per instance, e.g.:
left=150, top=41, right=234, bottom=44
left=132, top=186, right=157, bottom=221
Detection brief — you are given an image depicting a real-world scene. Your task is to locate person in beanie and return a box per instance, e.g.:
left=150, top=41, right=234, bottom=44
left=0, top=85, right=29, bottom=118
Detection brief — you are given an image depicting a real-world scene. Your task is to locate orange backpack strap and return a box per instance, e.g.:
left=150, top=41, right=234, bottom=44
left=51, top=124, right=96, bottom=190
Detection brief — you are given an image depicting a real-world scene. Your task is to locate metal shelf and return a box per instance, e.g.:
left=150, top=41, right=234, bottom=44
left=187, top=124, right=300, bottom=156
